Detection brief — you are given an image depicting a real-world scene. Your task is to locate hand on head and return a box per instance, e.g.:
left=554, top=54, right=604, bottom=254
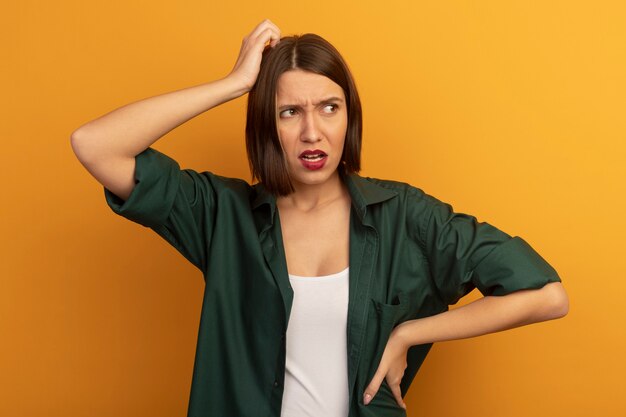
left=229, top=19, right=281, bottom=92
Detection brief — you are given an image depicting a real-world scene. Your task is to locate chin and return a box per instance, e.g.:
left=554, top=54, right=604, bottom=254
left=289, top=168, right=340, bottom=188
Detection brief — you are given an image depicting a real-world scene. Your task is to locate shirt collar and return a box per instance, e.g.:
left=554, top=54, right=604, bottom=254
left=342, top=171, right=398, bottom=221
left=251, top=172, right=398, bottom=224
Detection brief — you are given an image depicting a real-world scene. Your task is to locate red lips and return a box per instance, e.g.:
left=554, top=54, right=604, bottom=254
left=299, top=149, right=327, bottom=158
left=298, top=149, right=328, bottom=170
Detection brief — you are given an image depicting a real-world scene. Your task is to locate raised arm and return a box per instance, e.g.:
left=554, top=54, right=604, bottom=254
left=70, top=19, right=281, bottom=201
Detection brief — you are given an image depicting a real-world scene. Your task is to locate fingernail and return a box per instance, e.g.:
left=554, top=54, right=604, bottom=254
left=363, top=393, right=372, bottom=405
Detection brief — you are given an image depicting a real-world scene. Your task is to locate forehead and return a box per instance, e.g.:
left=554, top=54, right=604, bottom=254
left=276, top=70, right=345, bottom=104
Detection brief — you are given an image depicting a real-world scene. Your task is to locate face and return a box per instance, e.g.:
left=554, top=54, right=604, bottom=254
left=275, top=69, right=348, bottom=191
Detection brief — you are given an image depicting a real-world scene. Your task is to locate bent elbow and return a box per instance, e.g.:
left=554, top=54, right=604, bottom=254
left=70, top=128, right=90, bottom=162
left=546, top=282, right=569, bottom=320
left=71, top=126, right=102, bottom=165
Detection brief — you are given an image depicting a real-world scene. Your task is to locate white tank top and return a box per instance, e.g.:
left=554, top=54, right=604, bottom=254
left=280, top=267, right=350, bottom=417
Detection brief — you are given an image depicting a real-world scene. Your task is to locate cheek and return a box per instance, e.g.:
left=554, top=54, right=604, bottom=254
left=277, top=128, right=296, bottom=153
left=334, top=121, right=348, bottom=144
left=277, top=122, right=293, bottom=137
left=333, top=114, right=348, bottom=136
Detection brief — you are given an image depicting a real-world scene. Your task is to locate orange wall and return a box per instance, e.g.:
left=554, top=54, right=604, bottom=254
left=2, top=1, right=625, bottom=416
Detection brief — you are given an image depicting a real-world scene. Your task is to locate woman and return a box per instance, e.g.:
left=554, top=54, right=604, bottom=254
left=71, top=19, right=568, bottom=417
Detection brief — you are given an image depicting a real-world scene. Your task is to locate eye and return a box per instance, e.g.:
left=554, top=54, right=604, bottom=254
left=279, top=108, right=297, bottom=118
left=322, top=104, right=338, bottom=114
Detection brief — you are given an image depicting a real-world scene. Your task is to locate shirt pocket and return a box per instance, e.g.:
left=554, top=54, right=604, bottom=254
left=358, top=292, right=411, bottom=416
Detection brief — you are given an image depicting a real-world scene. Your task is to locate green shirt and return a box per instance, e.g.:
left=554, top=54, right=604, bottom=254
left=104, top=147, right=561, bottom=417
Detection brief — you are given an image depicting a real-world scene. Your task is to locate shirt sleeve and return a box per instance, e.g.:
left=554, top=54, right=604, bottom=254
left=103, top=147, right=215, bottom=272
left=420, top=195, right=561, bottom=305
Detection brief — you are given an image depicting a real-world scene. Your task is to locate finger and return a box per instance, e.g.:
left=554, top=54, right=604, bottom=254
left=237, top=27, right=279, bottom=66
left=259, top=18, right=280, bottom=32
left=363, top=372, right=384, bottom=406
left=389, top=382, right=406, bottom=410
left=269, top=33, right=281, bottom=47
left=259, top=19, right=281, bottom=37
left=242, top=27, right=279, bottom=54
left=247, top=19, right=279, bottom=42
left=256, top=27, right=281, bottom=48
left=246, top=19, right=273, bottom=40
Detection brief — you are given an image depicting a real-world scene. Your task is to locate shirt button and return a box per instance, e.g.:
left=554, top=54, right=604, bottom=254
left=273, top=380, right=280, bottom=388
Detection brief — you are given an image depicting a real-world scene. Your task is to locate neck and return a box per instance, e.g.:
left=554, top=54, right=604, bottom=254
left=278, top=170, right=348, bottom=212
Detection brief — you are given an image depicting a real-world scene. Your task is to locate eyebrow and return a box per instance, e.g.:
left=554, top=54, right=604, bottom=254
left=277, top=96, right=344, bottom=110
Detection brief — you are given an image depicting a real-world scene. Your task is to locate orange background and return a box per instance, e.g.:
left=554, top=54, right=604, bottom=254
left=2, top=1, right=625, bottom=416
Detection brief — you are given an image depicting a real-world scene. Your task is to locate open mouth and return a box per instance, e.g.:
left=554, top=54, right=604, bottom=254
left=299, top=150, right=327, bottom=161
left=298, top=149, right=328, bottom=170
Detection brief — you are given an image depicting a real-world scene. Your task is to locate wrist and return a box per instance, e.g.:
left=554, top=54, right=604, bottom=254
left=393, top=319, right=421, bottom=348
left=224, top=73, right=253, bottom=96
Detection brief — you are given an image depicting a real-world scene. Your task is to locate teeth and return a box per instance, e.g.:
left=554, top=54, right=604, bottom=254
left=301, top=154, right=325, bottom=161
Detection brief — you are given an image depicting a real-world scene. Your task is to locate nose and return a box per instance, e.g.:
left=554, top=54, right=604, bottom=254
left=300, top=111, right=322, bottom=142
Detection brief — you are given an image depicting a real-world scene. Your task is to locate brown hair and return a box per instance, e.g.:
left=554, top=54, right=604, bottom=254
left=246, top=34, right=362, bottom=196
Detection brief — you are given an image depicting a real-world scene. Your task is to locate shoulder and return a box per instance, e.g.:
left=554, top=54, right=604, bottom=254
left=195, top=170, right=252, bottom=192
left=139, top=147, right=256, bottom=201
left=351, top=175, right=450, bottom=243
left=353, top=174, right=441, bottom=207
left=176, top=167, right=257, bottom=209
left=362, top=176, right=424, bottom=194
